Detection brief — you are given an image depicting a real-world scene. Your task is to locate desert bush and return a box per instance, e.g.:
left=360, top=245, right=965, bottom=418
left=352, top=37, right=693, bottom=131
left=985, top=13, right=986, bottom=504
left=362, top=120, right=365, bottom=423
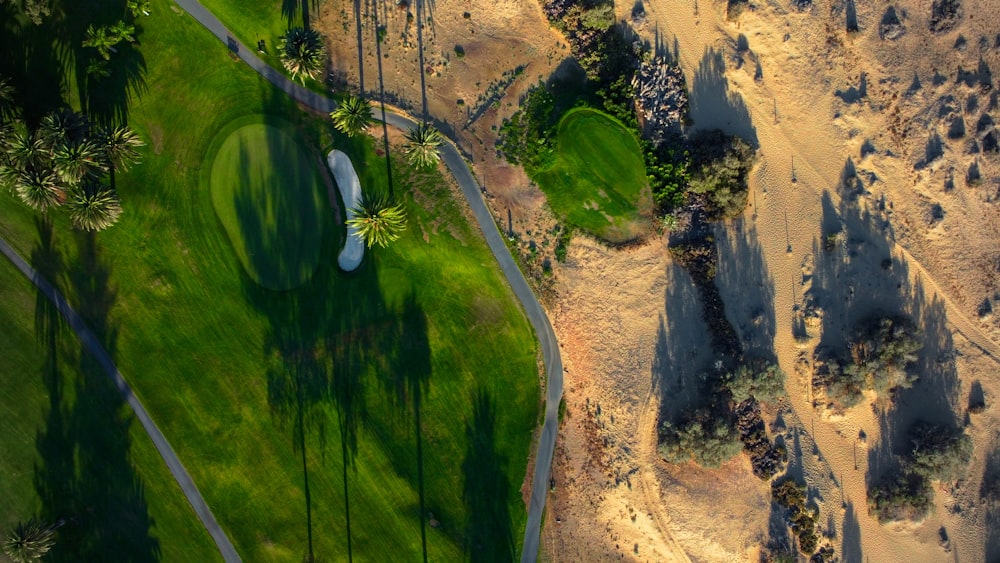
left=909, top=422, right=973, bottom=482
left=658, top=409, right=742, bottom=468
left=815, top=316, right=922, bottom=409
left=847, top=316, right=921, bottom=398
left=687, top=130, right=756, bottom=219
left=771, top=479, right=820, bottom=555
left=724, top=361, right=786, bottom=405
left=868, top=470, right=934, bottom=522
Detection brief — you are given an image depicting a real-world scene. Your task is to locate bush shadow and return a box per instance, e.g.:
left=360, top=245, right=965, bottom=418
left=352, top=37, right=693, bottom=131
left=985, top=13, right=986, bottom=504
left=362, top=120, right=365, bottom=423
left=714, top=218, right=776, bottom=361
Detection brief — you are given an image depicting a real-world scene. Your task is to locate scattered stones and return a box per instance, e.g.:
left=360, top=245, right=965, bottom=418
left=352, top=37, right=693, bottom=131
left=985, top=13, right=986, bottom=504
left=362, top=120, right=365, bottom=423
left=633, top=57, right=688, bottom=146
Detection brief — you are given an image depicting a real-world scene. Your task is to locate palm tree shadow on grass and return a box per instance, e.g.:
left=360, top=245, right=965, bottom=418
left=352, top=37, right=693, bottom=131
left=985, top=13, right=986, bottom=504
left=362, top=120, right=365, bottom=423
left=31, top=221, right=159, bottom=561
left=462, top=389, right=515, bottom=562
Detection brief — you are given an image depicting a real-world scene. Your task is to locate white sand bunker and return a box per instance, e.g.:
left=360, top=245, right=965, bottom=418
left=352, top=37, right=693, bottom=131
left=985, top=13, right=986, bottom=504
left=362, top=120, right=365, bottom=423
left=327, top=150, right=364, bottom=272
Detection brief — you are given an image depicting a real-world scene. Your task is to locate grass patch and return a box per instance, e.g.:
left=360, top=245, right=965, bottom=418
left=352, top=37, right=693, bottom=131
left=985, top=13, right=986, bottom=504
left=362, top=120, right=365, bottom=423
left=1, top=0, right=539, bottom=560
left=208, top=118, right=327, bottom=290
left=0, top=240, right=221, bottom=562
left=534, top=108, right=650, bottom=242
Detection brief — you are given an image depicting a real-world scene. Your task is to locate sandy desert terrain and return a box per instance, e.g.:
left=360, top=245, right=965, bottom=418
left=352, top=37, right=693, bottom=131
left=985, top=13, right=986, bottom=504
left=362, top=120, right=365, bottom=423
left=318, top=0, right=1000, bottom=559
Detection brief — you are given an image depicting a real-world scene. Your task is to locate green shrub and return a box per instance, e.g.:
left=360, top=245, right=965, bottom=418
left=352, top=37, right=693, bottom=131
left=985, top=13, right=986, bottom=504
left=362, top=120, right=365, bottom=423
left=868, top=470, right=934, bottom=522
left=771, top=479, right=820, bottom=555
left=554, top=226, right=572, bottom=262
left=724, top=361, right=786, bottom=405
left=497, top=83, right=557, bottom=174
left=658, top=409, right=743, bottom=468
left=688, top=130, right=756, bottom=219
left=909, top=423, right=973, bottom=482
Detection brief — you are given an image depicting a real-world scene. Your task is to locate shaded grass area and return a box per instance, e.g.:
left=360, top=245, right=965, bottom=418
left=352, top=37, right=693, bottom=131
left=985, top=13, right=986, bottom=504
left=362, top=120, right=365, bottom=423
left=209, top=119, right=326, bottom=290
left=535, top=108, right=650, bottom=242
left=0, top=224, right=220, bottom=562
left=1, top=0, right=539, bottom=559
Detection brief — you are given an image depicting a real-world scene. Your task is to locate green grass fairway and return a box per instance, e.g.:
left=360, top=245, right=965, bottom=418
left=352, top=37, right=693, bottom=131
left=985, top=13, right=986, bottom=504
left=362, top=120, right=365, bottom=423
left=0, top=0, right=539, bottom=559
left=536, top=107, right=651, bottom=242
left=209, top=119, right=326, bottom=290
left=0, top=241, right=221, bottom=562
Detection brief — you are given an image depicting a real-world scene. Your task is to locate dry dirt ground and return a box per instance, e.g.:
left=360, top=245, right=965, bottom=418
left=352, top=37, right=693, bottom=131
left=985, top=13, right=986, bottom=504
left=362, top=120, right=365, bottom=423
left=318, top=0, right=1000, bottom=560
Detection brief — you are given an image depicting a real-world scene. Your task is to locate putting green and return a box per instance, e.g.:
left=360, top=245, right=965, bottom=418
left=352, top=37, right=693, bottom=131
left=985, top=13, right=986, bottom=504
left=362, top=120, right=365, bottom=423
left=210, top=120, right=327, bottom=290
left=536, top=107, right=650, bottom=242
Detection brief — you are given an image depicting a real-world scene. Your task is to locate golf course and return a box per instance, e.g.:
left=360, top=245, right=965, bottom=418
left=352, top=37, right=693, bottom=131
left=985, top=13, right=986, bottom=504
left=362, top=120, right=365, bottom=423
left=535, top=107, right=651, bottom=242
left=0, top=0, right=541, bottom=560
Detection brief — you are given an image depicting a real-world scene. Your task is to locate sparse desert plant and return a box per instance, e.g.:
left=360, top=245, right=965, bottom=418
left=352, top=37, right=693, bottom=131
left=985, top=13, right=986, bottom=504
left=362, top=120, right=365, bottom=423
left=687, top=130, right=756, bottom=219
left=771, top=479, right=820, bottom=554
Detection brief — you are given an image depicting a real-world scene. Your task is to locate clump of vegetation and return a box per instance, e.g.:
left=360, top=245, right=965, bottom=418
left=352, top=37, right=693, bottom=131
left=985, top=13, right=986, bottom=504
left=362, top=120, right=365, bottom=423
left=453, top=44, right=465, bottom=58
left=330, top=94, right=373, bottom=137
left=687, top=130, right=757, bottom=220
left=0, top=99, right=142, bottom=231
left=347, top=193, right=408, bottom=249
left=813, top=315, right=922, bottom=409
left=4, top=519, right=57, bottom=563
left=658, top=408, right=743, bottom=468
left=279, top=27, right=327, bottom=83
left=554, top=225, right=572, bottom=262
left=771, top=479, right=820, bottom=555
left=723, top=360, right=786, bottom=405
left=868, top=422, right=971, bottom=522
left=496, top=83, right=558, bottom=174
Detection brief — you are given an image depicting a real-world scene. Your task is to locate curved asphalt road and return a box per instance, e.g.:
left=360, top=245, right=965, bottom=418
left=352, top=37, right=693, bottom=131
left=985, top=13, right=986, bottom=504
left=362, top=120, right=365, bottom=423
left=0, top=236, right=242, bottom=563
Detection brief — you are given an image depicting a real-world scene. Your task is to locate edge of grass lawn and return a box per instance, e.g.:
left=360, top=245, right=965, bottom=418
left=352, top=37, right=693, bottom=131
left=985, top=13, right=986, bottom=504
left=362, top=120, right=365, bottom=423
left=536, top=106, right=651, bottom=243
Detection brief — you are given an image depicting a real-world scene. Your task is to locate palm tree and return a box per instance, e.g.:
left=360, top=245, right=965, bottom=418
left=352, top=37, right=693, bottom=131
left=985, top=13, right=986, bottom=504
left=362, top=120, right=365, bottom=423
left=346, top=193, right=407, bottom=248
left=109, top=20, right=136, bottom=44
left=3, top=520, right=56, bottom=563
left=330, top=95, right=373, bottom=137
left=38, top=109, right=89, bottom=151
left=0, top=77, right=16, bottom=121
left=95, top=124, right=144, bottom=172
left=403, top=123, right=442, bottom=169
left=279, top=27, right=327, bottom=84
left=67, top=183, right=122, bottom=231
left=4, top=127, right=46, bottom=171
left=52, top=139, right=105, bottom=184
left=14, top=169, right=63, bottom=210
left=86, top=59, right=111, bottom=79
left=127, top=0, right=151, bottom=17
left=82, top=24, right=117, bottom=60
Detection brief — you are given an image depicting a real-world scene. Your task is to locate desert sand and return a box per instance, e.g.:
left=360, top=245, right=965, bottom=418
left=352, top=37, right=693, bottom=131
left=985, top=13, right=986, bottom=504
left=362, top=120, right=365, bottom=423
left=318, top=0, right=1000, bottom=559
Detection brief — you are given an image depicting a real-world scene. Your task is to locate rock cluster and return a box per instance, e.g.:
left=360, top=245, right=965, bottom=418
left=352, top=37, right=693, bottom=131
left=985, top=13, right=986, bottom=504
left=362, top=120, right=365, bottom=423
left=632, top=57, right=688, bottom=146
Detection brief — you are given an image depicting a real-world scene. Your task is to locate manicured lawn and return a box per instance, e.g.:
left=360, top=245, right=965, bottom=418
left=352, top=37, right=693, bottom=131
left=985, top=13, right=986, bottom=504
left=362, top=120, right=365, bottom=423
left=1, top=0, right=539, bottom=561
left=536, top=107, right=651, bottom=242
left=209, top=118, right=327, bottom=290
left=0, top=241, right=222, bottom=562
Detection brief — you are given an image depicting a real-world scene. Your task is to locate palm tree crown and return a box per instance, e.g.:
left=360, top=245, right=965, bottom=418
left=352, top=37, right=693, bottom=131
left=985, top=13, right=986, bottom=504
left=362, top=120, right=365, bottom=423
left=67, top=183, right=122, bottom=231
left=330, top=95, right=373, bottom=137
left=403, top=123, right=442, bottom=169
left=3, top=519, right=56, bottom=563
left=127, top=0, right=151, bottom=16
left=95, top=124, right=144, bottom=172
left=279, top=27, right=327, bottom=84
left=52, top=139, right=105, bottom=184
left=346, top=193, right=407, bottom=248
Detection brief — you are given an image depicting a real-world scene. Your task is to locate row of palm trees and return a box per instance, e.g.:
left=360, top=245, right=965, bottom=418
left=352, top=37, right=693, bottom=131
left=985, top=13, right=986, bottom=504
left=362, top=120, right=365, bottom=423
left=0, top=78, right=143, bottom=231
left=329, top=94, right=445, bottom=249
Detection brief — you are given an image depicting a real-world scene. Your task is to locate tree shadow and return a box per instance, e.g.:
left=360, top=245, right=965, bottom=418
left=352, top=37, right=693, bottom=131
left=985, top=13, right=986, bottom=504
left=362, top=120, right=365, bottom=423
left=841, top=500, right=863, bottom=563
left=462, top=388, right=515, bottom=562
left=651, top=261, right=715, bottom=426
left=688, top=47, right=758, bottom=148
left=33, top=226, right=160, bottom=561
left=283, top=0, right=322, bottom=29
left=982, top=441, right=1000, bottom=561
left=714, top=218, right=776, bottom=361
